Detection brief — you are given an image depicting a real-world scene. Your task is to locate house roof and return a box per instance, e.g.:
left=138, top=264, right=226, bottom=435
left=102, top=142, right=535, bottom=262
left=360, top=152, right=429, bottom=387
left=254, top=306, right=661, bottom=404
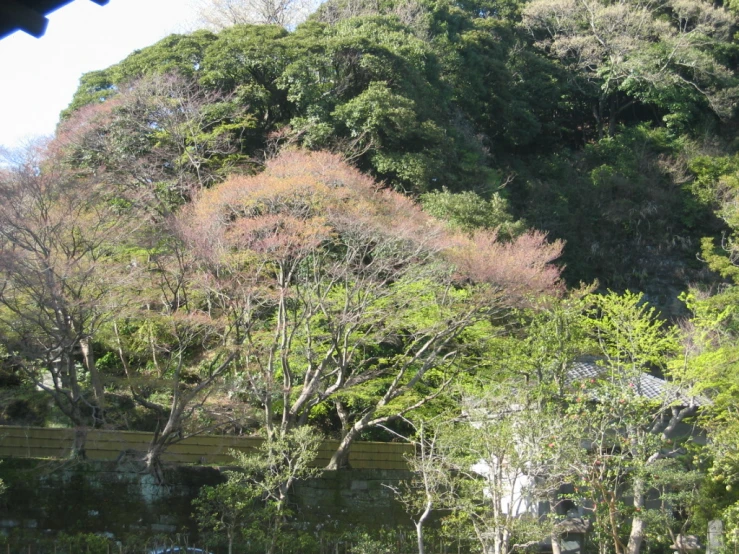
left=0, top=0, right=109, bottom=40
left=567, top=359, right=709, bottom=407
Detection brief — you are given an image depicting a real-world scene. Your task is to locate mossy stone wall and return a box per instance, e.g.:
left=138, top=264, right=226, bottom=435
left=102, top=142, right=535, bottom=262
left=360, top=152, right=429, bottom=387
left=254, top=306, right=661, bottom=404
left=0, top=458, right=411, bottom=542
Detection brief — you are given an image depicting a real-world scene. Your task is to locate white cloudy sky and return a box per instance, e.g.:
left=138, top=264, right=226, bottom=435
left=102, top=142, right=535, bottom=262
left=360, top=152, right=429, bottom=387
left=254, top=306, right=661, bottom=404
left=0, top=0, right=201, bottom=150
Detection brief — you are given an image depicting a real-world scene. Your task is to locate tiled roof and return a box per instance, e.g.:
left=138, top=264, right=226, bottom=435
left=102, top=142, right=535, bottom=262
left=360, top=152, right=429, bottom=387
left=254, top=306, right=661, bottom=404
left=567, top=359, right=708, bottom=407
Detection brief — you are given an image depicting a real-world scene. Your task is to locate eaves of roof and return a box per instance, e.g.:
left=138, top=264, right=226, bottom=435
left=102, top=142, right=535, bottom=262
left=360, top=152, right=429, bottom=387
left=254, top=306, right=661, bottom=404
left=0, top=0, right=109, bottom=40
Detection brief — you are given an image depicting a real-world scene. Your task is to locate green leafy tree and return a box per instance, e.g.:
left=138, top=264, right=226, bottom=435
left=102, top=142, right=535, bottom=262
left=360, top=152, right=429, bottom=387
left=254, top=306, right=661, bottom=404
left=194, top=477, right=255, bottom=554
left=522, top=0, right=738, bottom=136
left=278, top=15, right=477, bottom=192
left=490, top=287, right=595, bottom=397
left=411, top=383, right=584, bottom=554
left=674, top=288, right=739, bottom=538
left=688, top=153, right=739, bottom=281
left=194, top=426, right=322, bottom=554
left=395, top=291, right=595, bottom=554
left=678, top=157, right=739, bottom=518
left=421, top=188, right=525, bottom=238
left=199, top=24, right=290, bottom=133
left=568, top=291, right=698, bottom=554
left=62, top=31, right=219, bottom=116
left=180, top=149, right=563, bottom=468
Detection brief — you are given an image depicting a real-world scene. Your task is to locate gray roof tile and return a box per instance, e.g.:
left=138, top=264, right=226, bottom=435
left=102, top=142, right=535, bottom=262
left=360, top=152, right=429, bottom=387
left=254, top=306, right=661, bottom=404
left=567, top=359, right=708, bottom=407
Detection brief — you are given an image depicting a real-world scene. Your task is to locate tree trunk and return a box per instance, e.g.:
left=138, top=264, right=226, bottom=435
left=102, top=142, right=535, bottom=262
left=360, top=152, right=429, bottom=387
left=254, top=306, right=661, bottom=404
left=594, top=98, right=605, bottom=140
left=80, top=336, right=105, bottom=423
left=492, top=528, right=509, bottom=554
left=72, top=424, right=87, bottom=459
left=144, top=441, right=166, bottom=483
left=145, top=415, right=181, bottom=481
left=608, top=95, right=618, bottom=137
left=627, top=516, right=646, bottom=554
left=56, top=348, right=77, bottom=392
left=68, top=357, right=88, bottom=459
left=327, top=425, right=360, bottom=470
left=416, top=520, right=425, bottom=554
left=336, top=401, right=351, bottom=440
left=549, top=492, right=563, bottom=554
left=415, top=498, right=433, bottom=554
left=42, top=350, right=88, bottom=458
left=626, top=480, right=646, bottom=554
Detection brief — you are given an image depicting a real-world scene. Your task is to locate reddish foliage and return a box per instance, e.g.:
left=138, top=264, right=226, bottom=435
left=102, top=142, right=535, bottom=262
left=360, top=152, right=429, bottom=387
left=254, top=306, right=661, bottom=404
left=50, top=99, right=119, bottom=163
left=229, top=213, right=332, bottom=257
left=181, top=149, right=564, bottom=299
left=449, top=229, right=565, bottom=299
left=182, top=150, right=442, bottom=264
left=174, top=149, right=564, bottom=461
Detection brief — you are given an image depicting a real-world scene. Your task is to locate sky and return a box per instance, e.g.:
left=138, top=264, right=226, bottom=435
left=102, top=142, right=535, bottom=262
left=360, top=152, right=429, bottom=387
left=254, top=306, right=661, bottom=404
left=0, top=0, right=202, bottom=151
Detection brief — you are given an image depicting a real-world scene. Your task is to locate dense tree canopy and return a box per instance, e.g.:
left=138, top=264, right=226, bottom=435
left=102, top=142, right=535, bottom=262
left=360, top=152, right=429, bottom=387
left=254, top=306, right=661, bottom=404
left=58, top=0, right=738, bottom=294
left=522, top=0, right=738, bottom=136
left=2, top=0, right=739, bottom=549
left=178, top=149, right=563, bottom=467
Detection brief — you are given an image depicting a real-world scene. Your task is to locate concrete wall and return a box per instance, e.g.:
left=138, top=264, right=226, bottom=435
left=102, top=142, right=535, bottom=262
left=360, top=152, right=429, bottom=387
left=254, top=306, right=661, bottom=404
left=0, top=425, right=412, bottom=469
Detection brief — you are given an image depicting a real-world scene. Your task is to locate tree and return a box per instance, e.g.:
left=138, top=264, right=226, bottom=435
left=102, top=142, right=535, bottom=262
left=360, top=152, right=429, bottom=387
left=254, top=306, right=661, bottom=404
left=62, top=31, right=220, bottom=116
left=179, top=149, right=564, bottom=468
left=314, top=0, right=431, bottom=31
left=383, top=417, right=452, bottom=554
left=432, top=292, right=595, bottom=554
left=62, top=12, right=551, bottom=195
left=195, top=0, right=320, bottom=28
left=0, top=138, right=243, bottom=470
left=522, top=0, right=738, bottom=136
left=419, top=383, right=583, bottom=554
left=194, top=474, right=253, bottom=554
left=688, top=153, right=739, bottom=281
left=490, top=287, right=595, bottom=397
left=110, top=234, right=245, bottom=478
left=673, top=288, right=739, bottom=538
left=194, top=426, right=322, bottom=554
left=421, top=188, right=525, bottom=238
left=412, top=291, right=700, bottom=554
left=567, top=291, right=699, bottom=554
left=0, top=143, right=138, bottom=455
left=58, top=72, right=252, bottom=215
left=474, top=290, right=596, bottom=554
left=275, top=15, right=497, bottom=193
left=677, top=159, right=739, bottom=509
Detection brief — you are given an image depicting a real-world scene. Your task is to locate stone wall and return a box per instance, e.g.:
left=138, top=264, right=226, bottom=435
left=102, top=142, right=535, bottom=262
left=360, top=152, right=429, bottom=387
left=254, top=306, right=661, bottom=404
left=0, top=458, right=412, bottom=542
left=292, top=469, right=409, bottom=525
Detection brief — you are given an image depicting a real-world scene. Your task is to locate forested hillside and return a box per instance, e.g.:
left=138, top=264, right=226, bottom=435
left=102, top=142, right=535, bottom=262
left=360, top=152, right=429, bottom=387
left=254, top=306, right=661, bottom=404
left=60, top=0, right=739, bottom=299
left=1, top=0, right=739, bottom=551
